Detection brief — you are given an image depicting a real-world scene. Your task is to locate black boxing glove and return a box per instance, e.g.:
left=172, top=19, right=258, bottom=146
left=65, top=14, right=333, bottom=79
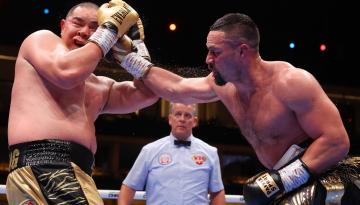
left=243, top=158, right=312, bottom=205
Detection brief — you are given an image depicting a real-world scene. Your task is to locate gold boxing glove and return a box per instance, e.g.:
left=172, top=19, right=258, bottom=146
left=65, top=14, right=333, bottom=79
left=88, top=0, right=139, bottom=56
left=97, top=0, right=139, bottom=38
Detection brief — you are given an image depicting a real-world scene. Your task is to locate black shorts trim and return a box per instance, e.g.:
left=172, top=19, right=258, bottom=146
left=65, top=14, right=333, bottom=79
left=9, top=139, right=94, bottom=175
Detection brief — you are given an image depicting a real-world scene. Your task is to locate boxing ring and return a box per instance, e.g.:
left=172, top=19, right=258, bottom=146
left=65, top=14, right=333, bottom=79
left=0, top=184, right=245, bottom=203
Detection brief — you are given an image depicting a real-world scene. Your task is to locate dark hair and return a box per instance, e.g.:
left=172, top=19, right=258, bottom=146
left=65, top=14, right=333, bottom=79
left=210, top=13, right=260, bottom=51
left=66, top=2, right=99, bottom=19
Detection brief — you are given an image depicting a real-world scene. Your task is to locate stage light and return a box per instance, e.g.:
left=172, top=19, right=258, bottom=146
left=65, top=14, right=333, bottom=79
left=43, top=8, right=49, bottom=15
left=320, top=44, right=327, bottom=52
left=289, top=42, right=295, bottom=49
left=169, top=23, right=177, bottom=31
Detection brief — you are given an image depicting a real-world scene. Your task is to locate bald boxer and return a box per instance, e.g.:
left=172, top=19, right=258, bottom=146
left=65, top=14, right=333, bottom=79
left=113, top=13, right=360, bottom=204
left=6, top=1, right=158, bottom=205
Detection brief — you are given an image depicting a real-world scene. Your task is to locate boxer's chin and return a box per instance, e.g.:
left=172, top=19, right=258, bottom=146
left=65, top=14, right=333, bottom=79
left=214, top=72, right=227, bottom=86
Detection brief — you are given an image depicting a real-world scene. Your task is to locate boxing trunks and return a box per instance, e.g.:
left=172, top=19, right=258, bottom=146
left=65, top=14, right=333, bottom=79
left=6, top=139, right=104, bottom=205
left=273, top=145, right=360, bottom=205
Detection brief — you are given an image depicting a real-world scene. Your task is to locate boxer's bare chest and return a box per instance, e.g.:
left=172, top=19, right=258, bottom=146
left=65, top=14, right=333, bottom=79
left=219, top=86, right=299, bottom=146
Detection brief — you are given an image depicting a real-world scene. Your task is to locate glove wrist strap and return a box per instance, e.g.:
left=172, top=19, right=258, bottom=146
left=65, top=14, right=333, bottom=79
left=133, top=40, right=151, bottom=61
left=121, top=52, right=153, bottom=79
left=88, top=26, right=118, bottom=56
left=278, top=159, right=310, bottom=193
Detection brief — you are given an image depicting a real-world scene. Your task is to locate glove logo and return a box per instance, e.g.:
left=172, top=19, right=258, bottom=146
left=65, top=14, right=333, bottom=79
left=255, top=173, right=280, bottom=197
left=111, top=4, right=131, bottom=25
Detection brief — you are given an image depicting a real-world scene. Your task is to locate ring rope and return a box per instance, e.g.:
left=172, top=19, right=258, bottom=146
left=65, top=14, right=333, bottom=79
left=0, top=184, right=245, bottom=203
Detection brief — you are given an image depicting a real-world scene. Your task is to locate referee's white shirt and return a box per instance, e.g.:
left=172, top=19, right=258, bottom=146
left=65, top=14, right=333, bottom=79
left=123, top=133, right=224, bottom=205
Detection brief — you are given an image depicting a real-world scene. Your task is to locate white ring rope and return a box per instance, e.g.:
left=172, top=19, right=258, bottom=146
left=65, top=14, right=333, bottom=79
left=0, top=54, right=16, bottom=61
left=0, top=184, right=245, bottom=203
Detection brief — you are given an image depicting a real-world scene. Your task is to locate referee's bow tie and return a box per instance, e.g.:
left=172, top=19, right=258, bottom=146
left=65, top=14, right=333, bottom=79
left=174, top=140, right=191, bottom=147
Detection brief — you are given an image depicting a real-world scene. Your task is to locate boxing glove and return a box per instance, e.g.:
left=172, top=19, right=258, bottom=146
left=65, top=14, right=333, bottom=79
left=243, top=158, right=311, bottom=205
left=110, top=35, right=135, bottom=64
left=97, top=0, right=139, bottom=38
left=127, top=18, right=151, bottom=61
left=88, top=0, right=138, bottom=56
left=128, top=18, right=145, bottom=40
left=109, top=17, right=150, bottom=65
